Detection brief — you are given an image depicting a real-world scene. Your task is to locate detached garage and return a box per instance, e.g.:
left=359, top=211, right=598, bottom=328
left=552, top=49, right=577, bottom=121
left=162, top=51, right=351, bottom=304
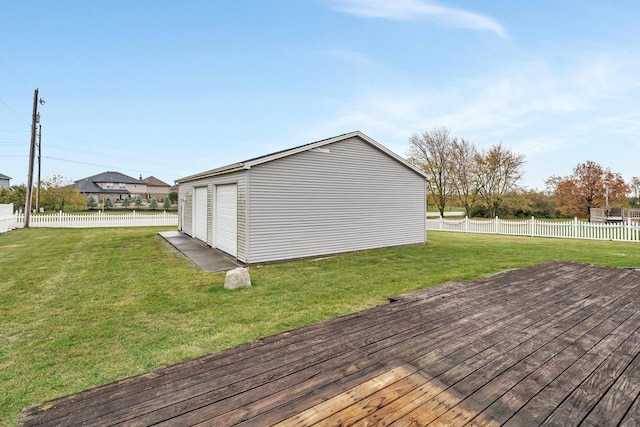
left=175, top=131, right=427, bottom=264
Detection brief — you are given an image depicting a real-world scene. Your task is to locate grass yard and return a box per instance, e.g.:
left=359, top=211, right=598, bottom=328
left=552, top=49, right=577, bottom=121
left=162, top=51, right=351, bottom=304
left=1, top=228, right=639, bottom=426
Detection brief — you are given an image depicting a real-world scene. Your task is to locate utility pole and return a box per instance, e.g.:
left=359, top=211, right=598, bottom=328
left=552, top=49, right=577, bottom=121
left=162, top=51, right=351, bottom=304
left=36, top=124, right=42, bottom=212
left=24, top=88, right=45, bottom=228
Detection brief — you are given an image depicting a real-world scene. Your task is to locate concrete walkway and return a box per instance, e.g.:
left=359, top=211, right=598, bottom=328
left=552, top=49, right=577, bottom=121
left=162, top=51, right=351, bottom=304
left=159, top=231, right=241, bottom=272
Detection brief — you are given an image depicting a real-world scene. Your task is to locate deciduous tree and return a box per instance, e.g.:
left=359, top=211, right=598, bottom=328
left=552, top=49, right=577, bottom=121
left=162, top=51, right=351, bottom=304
left=0, top=185, right=26, bottom=210
left=407, top=127, right=455, bottom=216
left=546, top=161, right=629, bottom=218
left=475, top=143, right=525, bottom=218
left=39, top=176, right=84, bottom=212
left=449, top=138, right=479, bottom=217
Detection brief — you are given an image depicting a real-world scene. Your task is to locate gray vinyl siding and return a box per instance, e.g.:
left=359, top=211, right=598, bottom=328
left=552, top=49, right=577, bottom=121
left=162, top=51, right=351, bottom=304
left=180, top=189, right=193, bottom=236
left=177, top=171, right=247, bottom=262
left=245, top=137, right=426, bottom=263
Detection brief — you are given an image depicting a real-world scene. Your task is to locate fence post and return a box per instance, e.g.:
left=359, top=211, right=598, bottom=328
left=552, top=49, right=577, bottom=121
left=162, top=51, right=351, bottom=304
left=439, top=215, right=443, bottom=231
left=573, top=217, right=578, bottom=239
left=530, top=216, right=535, bottom=237
left=495, top=216, right=500, bottom=234
left=465, top=216, right=469, bottom=233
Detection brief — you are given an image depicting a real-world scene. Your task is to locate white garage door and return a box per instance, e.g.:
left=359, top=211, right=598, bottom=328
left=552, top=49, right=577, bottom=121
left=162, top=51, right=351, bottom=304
left=215, top=184, right=237, bottom=257
left=193, top=186, right=208, bottom=242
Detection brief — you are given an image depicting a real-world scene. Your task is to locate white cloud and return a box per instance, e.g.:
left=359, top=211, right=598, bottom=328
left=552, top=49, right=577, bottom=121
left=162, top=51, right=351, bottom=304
left=331, top=0, right=508, bottom=39
left=299, top=47, right=640, bottom=188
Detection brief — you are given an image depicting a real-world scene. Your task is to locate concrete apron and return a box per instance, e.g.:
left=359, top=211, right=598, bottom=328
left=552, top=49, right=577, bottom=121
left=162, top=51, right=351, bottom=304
left=159, top=231, right=241, bottom=272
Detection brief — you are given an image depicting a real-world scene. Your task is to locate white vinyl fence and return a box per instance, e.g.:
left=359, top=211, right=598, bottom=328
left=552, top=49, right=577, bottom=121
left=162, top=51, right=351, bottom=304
left=427, top=216, right=640, bottom=242
left=0, top=204, right=18, bottom=234
left=12, top=211, right=178, bottom=229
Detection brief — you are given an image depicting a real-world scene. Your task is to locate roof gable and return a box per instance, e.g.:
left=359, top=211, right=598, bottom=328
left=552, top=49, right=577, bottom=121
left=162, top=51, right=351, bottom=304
left=0, top=173, right=11, bottom=180
left=71, top=179, right=103, bottom=193
left=176, top=131, right=427, bottom=183
left=143, top=176, right=170, bottom=187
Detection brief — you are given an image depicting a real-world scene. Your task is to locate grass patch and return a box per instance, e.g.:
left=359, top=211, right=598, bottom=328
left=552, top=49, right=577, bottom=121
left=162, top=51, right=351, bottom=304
left=1, top=229, right=639, bottom=425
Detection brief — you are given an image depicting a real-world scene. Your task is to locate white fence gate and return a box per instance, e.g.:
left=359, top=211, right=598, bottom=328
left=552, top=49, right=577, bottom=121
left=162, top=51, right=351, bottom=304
left=11, top=211, right=178, bottom=229
left=427, top=216, right=640, bottom=243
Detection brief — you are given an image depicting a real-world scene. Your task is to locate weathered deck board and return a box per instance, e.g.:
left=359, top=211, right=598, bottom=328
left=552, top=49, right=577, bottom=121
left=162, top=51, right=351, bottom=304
left=18, top=260, right=640, bottom=426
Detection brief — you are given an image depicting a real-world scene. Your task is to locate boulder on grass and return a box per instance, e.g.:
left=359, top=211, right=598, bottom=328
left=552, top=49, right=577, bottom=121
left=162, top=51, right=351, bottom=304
left=224, top=267, right=252, bottom=290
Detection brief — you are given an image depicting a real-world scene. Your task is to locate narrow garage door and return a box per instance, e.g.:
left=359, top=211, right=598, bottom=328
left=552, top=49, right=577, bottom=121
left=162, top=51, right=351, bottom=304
left=193, top=186, right=208, bottom=242
left=215, top=184, right=237, bottom=257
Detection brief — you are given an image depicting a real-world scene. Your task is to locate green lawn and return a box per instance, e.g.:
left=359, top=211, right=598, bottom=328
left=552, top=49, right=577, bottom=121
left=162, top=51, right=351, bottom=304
left=1, top=228, right=639, bottom=426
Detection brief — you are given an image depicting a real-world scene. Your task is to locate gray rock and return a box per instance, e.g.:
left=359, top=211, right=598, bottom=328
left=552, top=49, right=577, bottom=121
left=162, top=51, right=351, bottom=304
left=224, top=267, right=252, bottom=289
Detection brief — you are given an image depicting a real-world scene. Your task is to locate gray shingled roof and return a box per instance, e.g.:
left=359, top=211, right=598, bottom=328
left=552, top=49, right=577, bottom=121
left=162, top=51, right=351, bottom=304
left=176, top=131, right=427, bottom=183
left=71, top=171, right=143, bottom=194
left=79, top=171, right=143, bottom=184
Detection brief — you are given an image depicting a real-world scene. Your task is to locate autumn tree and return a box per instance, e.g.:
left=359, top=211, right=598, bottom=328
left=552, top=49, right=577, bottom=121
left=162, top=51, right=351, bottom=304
left=449, top=138, right=479, bottom=217
left=40, top=175, right=85, bottom=212
left=475, top=143, right=525, bottom=218
left=407, top=127, right=455, bottom=216
left=546, top=161, right=629, bottom=218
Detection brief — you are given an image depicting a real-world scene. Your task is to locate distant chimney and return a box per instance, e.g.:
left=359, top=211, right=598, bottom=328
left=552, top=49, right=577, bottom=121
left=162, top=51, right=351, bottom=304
left=139, top=175, right=143, bottom=181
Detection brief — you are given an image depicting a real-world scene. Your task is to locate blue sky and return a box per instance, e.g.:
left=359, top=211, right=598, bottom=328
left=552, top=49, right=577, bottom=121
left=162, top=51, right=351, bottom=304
left=1, top=0, right=639, bottom=190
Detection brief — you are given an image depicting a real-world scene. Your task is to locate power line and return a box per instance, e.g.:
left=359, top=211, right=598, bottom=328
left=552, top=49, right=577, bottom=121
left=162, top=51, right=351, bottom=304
left=43, top=155, right=183, bottom=178
left=44, top=132, right=181, bottom=159
left=0, top=59, right=33, bottom=85
left=0, top=97, right=26, bottom=121
left=43, top=142, right=181, bottom=169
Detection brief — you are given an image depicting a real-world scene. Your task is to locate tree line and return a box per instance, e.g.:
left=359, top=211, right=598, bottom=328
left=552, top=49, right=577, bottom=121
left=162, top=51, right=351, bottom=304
left=408, top=127, right=525, bottom=218
left=0, top=175, right=179, bottom=212
left=409, top=127, right=639, bottom=219
left=0, top=176, right=86, bottom=212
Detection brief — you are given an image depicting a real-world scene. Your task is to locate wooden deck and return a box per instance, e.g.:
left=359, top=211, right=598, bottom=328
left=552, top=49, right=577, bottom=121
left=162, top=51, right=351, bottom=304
left=18, top=260, right=640, bottom=426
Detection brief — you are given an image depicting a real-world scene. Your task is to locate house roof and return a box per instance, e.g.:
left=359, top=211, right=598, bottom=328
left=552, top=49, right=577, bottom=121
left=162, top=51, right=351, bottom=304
left=0, top=173, right=12, bottom=180
left=81, top=171, right=144, bottom=184
left=142, top=176, right=170, bottom=187
left=71, top=179, right=130, bottom=194
left=175, top=131, right=428, bottom=183
left=71, top=171, right=144, bottom=194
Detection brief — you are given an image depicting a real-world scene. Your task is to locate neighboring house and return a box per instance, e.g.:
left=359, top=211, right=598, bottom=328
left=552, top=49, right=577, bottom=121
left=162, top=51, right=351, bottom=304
left=0, top=174, right=11, bottom=189
left=176, top=131, right=428, bottom=264
left=142, top=176, right=171, bottom=201
left=72, top=171, right=147, bottom=203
